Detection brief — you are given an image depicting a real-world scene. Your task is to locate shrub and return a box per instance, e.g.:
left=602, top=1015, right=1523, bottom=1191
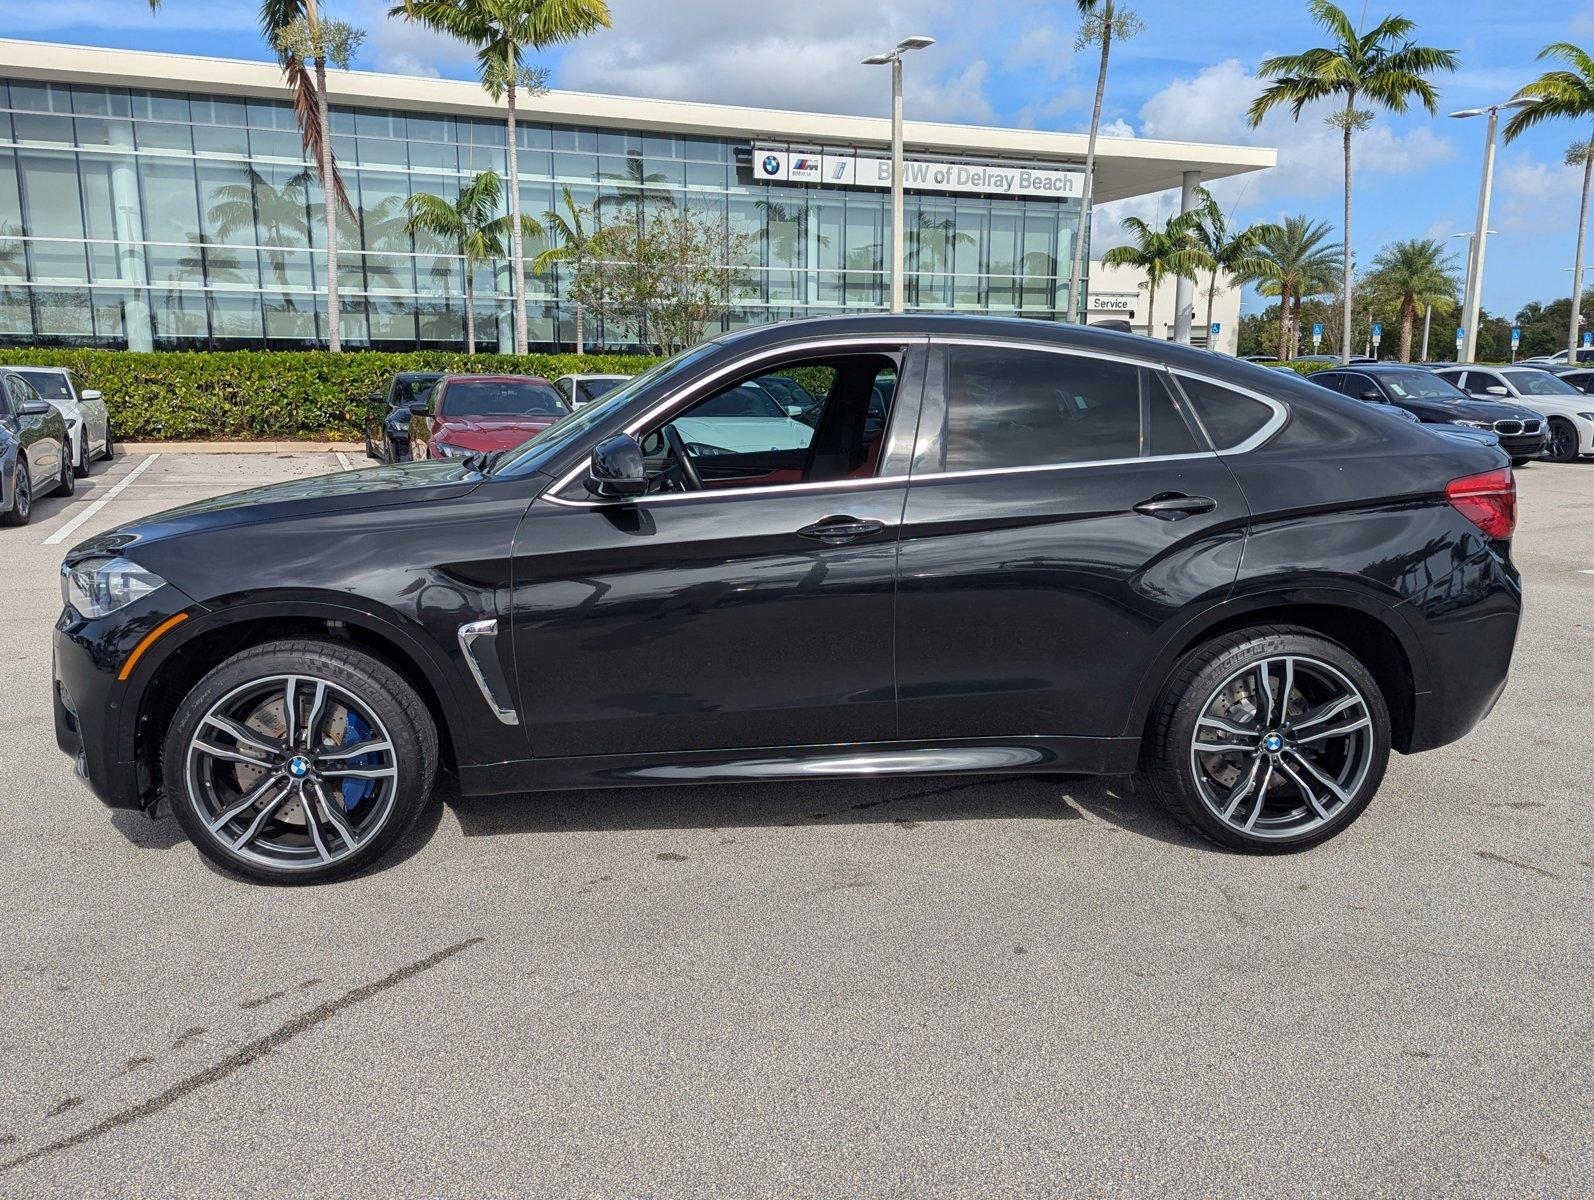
left=0, top=349, right=662, bottom=442
left=1273, top=360, right=1341, bottom=376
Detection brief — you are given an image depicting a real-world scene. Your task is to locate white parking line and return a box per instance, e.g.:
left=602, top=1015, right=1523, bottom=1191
left=42, top=453, right=160, bottom=546
left=335, top=451, right=353, bottom=471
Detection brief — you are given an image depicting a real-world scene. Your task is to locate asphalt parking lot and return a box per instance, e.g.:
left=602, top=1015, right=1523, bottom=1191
left=1, top=450, right=1589, bottom=1196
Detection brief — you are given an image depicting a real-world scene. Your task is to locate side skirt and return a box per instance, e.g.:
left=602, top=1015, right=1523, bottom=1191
left=457, top=735, right=1142, bottom=797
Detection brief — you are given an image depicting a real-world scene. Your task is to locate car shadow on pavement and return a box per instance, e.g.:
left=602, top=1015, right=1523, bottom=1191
left=443, top=771, right=1216, bottom=852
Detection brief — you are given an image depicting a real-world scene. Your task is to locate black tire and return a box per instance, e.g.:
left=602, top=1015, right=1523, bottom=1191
left=98, top=424, right=114, bottom=461
left=163, top=639, right=438, bottom=885
left=388, top=435, right=409, bottom=463
left=74, top=433, right=91, bottom=478
left=1137, top=625, right=1391, bottom=853
left=1545, top=417, right=1579, bottom=463
left=2, top=460, right=30, bottom=526
left=57, top=446, right=75, bottom=497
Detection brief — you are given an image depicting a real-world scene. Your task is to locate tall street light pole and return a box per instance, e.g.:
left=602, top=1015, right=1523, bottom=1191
left=864, top=36, right=934, bottom=314
left=1451, top=98, right=1536, bottom=363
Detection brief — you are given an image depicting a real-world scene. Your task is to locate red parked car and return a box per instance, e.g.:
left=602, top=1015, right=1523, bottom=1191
left=409, top=375, right=570, bottom=461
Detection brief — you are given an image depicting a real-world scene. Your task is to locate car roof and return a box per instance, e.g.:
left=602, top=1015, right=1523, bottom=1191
left=394, top=371, right=444, bottom=380
left=440, top=373, right=553, bottom=385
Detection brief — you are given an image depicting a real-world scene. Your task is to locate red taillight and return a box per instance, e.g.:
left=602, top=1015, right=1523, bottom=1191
left=1446, top=467, right=1517, bottom=539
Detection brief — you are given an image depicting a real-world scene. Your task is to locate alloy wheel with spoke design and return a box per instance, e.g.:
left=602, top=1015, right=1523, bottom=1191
left=185, top=673, right=400, bottom=872
left=1188, top=654, right=1375, bottom=841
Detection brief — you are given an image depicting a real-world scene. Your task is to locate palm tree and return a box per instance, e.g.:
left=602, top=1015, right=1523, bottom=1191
left=150, top=1, right=361, bottom=351
left=206, top=168, right=315, bottom=294
left=404, top=171, right=540, bottom=353
left=1365, top=238, right=1461, bottom=361
left=1248, top=1, right=1455, bottom=364
left=1189, top=189, right=1279, bottom=352
left=532, top=185, right=602, bottom=353
left=1504, top=43, right=1594, bottom=357
left=596, top=154, right=674, bottom=222
left=1065, top=0, right=1145, bottom=324
left=1099, top=210, right=1213, bottom=339
left=392, top=0, right=611, bottom=356
left=1252, top=216, right=1343, bottom=358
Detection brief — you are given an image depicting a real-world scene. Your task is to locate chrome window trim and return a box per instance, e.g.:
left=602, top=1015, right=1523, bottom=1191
left=542, top=334, right=923, bottom=509
left=1163, top=366, right=1289, bottom=455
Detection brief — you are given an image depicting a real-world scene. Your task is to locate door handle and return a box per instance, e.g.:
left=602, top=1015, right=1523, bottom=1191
left=797, top=515, right=886, bottom=544
left=1133, top=493, right=1216, bottom=520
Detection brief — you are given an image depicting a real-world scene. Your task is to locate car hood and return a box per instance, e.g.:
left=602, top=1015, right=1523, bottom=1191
left=434, top=416, right=559, bottom=452
left=69, top=458, right=485, bottom=561
left=1402, top=396, right=1542, bottom=423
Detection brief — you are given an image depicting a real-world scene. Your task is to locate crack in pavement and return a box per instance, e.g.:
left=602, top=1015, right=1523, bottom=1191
left=1, top=937, right=484, bottom=1175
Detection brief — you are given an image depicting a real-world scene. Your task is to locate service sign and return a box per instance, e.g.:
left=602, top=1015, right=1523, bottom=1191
left=755, top=144, right=1084, bottom=200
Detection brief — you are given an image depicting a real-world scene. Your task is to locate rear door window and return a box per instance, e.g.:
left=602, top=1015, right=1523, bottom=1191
left=1172, top=375, right=1277, bottom=450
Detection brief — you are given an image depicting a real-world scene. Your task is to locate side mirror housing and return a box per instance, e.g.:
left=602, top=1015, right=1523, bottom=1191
left=80, top=388, right=102, bottom=402
left=1360, top=389, right=1383, bottom=402
left=1485, top=385, right=1510, bottom=396
left=407, top=399, right=429, bottom=415
left=585, top=434, right=648, bottom=499
left=17, top=399, right=51, bottom=417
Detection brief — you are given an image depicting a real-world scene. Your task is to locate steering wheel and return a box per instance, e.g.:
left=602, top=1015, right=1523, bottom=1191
left=662, top=424, right=703, bottom=490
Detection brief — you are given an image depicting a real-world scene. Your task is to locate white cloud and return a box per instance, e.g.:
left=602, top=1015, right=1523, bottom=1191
left=1136, top=58, right=1457, bottom=207
left=356, top=2, right=482, bottom=78
left=1100, top=117, right=1135, bottom=139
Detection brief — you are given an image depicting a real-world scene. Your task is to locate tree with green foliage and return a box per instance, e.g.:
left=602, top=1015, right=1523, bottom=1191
left=1100, top=210, right=1213, bottom=339
left=532, top=185, right=602, bottom=353
left=1248, top=1, right=1456, bottom=364
left=148, top=1, right=363, bottom=351
left=1504, top=42, right=1594, bottom=358
left=1251, top=215, right=1343, bottom=358
left=1364, top=238, right=1461, bottom=361
left=391, top=0, right=612, bottom=356
left=1188, top=189, right=1279, bottom=351
left=404, top=171, right=541, bottom=354
left=1066, top=0, right=1145, bottom=324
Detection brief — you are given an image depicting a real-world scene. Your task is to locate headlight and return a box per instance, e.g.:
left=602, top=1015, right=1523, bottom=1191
left=1451, top=420, right=1494, bottom=430
left=432, top=441, right=472, bottom=459
left=62, top=556, right=166, bottom=619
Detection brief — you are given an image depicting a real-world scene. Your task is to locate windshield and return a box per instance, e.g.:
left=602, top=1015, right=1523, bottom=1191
left=11, top=369, right=70, bottom=400
left=393, top=376, right=440, bottom=407
left=1504, top=370, right=1578, bottom=396
left=577, top=377, right=626, bottom=404
left=1378, top=371, right=1468, bottom=401
left=440, top=379, right=567, bottom=418
left=491, top=343, right=717, bottom=476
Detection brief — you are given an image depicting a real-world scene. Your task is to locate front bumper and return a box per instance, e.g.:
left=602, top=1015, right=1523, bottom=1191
left=1497, top=430, right=1548, bottom=459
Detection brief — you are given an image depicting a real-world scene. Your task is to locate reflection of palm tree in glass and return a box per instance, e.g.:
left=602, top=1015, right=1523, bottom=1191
left=907, top=213, right=974, bottom=305
left=0, top=224, right=23, bottom=278
left=596, top=155, right=673, bottom=224
left=756, top=200, right=830, bottom=300
left=208, top=168, right=313, bottom=299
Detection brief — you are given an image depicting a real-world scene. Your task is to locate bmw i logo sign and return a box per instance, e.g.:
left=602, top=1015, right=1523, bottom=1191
left=287, top=755, right=311, bottom=779
left=761, top=154, right=781, bottom=176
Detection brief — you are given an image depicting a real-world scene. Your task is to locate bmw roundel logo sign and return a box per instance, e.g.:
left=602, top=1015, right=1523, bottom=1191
left=761, top=154, right=781, bottom=176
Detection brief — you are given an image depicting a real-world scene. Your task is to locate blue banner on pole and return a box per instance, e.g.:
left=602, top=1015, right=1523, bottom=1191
left=1510, top=327, right=1520, bottom=345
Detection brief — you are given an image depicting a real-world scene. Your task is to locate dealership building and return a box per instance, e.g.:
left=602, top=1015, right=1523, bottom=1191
left=0, top=40, right=1274, bottom=353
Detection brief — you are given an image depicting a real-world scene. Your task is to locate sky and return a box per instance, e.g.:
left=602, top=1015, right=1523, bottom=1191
left=3, top=0, right=1592, bottom=318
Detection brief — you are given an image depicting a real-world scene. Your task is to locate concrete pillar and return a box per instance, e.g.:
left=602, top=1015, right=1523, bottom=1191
left=108, top=123, right=152, bottom=351
left=1172, top=169, right=1200, bottom=345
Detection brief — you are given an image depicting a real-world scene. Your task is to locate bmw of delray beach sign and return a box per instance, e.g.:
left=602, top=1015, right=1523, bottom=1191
left=755, top=145, right=1084, bottom=200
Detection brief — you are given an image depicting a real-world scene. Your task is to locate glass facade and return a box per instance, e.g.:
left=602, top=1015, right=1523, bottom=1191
left=0, top=77, right=1084, bottom=351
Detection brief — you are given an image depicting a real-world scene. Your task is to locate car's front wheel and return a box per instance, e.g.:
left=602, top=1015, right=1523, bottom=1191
left=164, top=640, right=438, bottom=884
left=1138, top=627, right=1390, bottom=852
left=2, top=460, right=31, bottom=526
left=1545, top=417, right=1580, bottom=463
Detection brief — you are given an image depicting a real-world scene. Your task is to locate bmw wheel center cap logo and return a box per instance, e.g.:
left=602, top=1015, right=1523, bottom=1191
left=1263, top=734, right=1284, bottom=753
left=287, top=755, right=311, bottom=779
left=761, top=154, right=781, bottom=176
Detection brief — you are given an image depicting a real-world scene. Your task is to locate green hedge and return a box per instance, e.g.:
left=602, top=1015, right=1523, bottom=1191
left=1272, top=360, right=1340, bottom=376
left=0, top=349, right=663, bottom=441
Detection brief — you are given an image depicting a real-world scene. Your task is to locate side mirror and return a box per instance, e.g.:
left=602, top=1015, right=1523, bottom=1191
left=1485, top=385, right=1510, bottom=397
left=585, top=434, right=647, bottom=499
left=17, top=400, right=51, bottom=417
left=785, top=403, right=806, bottom=417
left=80, top=388, right=102, bottom=402
left=407, top=399, right=429, bottom=415
left=1360, top=389, right=1383, bottom=401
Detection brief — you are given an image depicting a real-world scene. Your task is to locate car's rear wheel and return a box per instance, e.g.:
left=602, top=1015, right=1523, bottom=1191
left=74, top=434, right=91, bottom=478
left=164, top=640, right=438, bottom=884
left=1545, top=417, right=1579, bottom=463
left=2, top=460, right=31, bottom=526
left=1138, top=627, right=1390, bottom=852
left=57, top=447, right=75, bottom=496
left=98, top=423, right=114, bottom=461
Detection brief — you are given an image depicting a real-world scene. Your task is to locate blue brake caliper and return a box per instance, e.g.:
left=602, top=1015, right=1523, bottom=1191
left=339, top=710, right=377, bottom=812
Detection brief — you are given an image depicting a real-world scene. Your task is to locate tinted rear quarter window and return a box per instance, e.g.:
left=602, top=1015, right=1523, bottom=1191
left=1175, top=375, right=1275, bottom=450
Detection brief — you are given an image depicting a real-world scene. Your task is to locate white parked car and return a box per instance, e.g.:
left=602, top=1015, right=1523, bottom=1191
left=1433, top=364, right=1594, bottom=463
left=667, top=383, right=814, bottom=454
left=553, top=373, right=630, bottom=408
left=5, top=367, right=112, bottom=476
left=1521, top=348, right=1594, bottom=366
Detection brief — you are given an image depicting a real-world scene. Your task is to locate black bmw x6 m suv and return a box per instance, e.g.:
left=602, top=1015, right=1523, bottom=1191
left=53, top=316, right=1522, bottom=884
